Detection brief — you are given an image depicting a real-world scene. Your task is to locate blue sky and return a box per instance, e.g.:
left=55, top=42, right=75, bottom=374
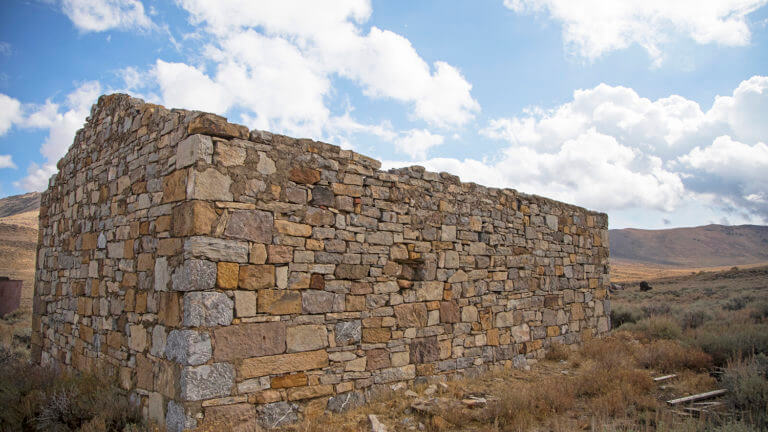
left=1, top=0, right=767, bottom=229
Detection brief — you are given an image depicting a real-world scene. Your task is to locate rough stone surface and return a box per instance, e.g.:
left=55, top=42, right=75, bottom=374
left=225, top=210, right=273, bottom=243
left=171, top=259, right=216, bottom=292
left=335, top=320, right=362, bottom=345
left=257, top=402, right=298, bottom=429
left=326, top=391, right=366, bottom=413
left=180, top=363, right=234, bottom=401
left=34, top=95, right=610, bottom=426
left=213, top=322, right=286, bottom=361
left=165, top=329, right=212, bottom=365
left=286, top=324, right=328, bottom=353
left=182, top=292, right=233, bottom=327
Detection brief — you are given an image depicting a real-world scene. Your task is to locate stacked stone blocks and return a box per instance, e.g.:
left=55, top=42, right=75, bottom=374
left=32, top=94, right=610, bottom=431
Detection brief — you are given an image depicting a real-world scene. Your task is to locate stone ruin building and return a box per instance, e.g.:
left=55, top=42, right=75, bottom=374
left=32, top=94, right=610, bottom=431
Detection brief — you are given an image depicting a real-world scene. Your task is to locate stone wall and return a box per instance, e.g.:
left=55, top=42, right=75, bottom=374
left=33, top=94, right=610, bottom=431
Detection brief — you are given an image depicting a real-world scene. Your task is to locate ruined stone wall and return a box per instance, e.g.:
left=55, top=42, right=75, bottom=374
left=33, top=94, right=610, bottom=431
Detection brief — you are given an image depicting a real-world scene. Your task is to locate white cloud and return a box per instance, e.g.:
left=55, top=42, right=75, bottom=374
left=14, top=82, right=101, bottom=191
left=160, top=0, right=478, bottom=131
left=0, top=94, right=22, bottom=136
left=62, top=0, right=153, bottom=32
left=387, top=76, right=768, bottom=222
left=394, top=129, right=445, bottom=160
left=505, top=0, right=768, bottom=65
left=0, top=42, right=10, bottom=56
left=0, top=155, right=16, bottom=169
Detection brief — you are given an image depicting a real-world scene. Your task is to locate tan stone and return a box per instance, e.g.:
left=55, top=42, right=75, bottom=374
left=129, top=324, right=147, bottom=352
left=225, top=210, right=273, bottom=243
left=214, top=322, right=286, bottom=361
left=268, top=245, right=293, bottom=263
left=239, top=264, right=275, bottom=290
left=394, top=303, right=428, bottom=328
left=217, top=262, right=239, bottom=289
left=234, top=291, right=257, bottom=317
left=416, top=281, right=443, bottom=301
left=158, top=292, right=181, bottom=326
left=249, top=243, right=267, bottom=264
left=289, top=167, right=321, bottom=184
left=187, top=168, right=233, bottom=201
left=239, top=349, right=329, bottom=378
left=271, top=372, right=307, bottom=388
left=172, top=200, right=217, bottom=236
left=287, top=384, right=334, bottom=401
left=362, top=328, right=390, bottom=343
left=202, top=403, right=258, bottom=432
left=258, top=290, right=301, bottom=315
left=275, top=220, right=312, bottom=237
left=162, top=169, right=187, bottom=203
left=188, top=113, right=249, bottom=139
left=366, top=348, right=390, bottom=370
left=157, top=238, right=182, bottom=256
left=287, top=325, right=328, bottom=353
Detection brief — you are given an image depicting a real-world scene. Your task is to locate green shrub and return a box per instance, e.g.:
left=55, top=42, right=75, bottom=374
left=622, top=316, right=682, bottom=341
left=721, top=355, right=768, bottom=429
left=610, top=304, right=643, bottom=327
left=724, top=297, right=751, bottom=311
left=688, top=323, right=768, bottom=366
left=749, top=302, right=768, bottom=322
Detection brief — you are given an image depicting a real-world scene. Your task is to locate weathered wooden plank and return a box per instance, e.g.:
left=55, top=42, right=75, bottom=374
left=653, top=374, right=677, bottom=382
left=667, top=389, right=727, bottom=405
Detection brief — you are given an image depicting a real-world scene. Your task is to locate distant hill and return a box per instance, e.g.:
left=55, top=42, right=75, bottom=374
left=610, top=224, right=768, bottom=268
left=0, top=192, right=40, bottom=218
left=0, top=192, right=41, bottom=312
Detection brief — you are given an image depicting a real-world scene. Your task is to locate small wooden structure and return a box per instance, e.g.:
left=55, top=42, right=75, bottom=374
left=0, top=277, right=22, bottom=316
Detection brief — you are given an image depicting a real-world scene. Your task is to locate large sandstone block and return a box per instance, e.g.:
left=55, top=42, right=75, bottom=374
left=239, top=350, right=329, bottom=378
left=187, top=168, right=233, bottom=201
left=213, top=322, right=286, bottom=361
left=394, top=303, right=428, bottom=328
left=172, top=201, right=217, bottom=236
left=286, top=324, right=328, bottom=353
left=416, top=281, right=443, bottom=301
left=258, top=290, right=301, bottom=315
left=239, top=265, right=275, bottom=290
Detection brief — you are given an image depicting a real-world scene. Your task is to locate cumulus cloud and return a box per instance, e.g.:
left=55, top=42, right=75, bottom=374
left=61, top=0, right=153, bottom=32
left=395, top=129, right=445, bottom=160
left=0, top=94, right=22, bottom=136
left=0, top=155, right=16, bottom=169
left=14, top=82, right=101, bottom=191
left=388, top=76, right=768, bottom=222
left=151, top=0, right=478, bottom=136
left=505, top=0, right=768, bottom=66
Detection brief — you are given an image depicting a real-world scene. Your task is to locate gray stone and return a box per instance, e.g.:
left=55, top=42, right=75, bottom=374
left=335, top=320, right=361, bottom=345
left=150, top=325, right=167, bottom=357
left=182, top=292, right=233, bottom=327
left=177, top=134, right=213, bottom=169
left=409, top=336, right=439, bottom=363
left=180, top=363, right=234, bottom=401
left=187, top=168, right=233, bottom=201
left=326, top=391, right=365, bottom=413
left=494, top=311, right=514, bottom=327
left=172, top=259, right=216, bottom=292
left=373, top=365, right=416, bottom=384
left=154, top=257, right=169, bottom=291
left=310, top=185, right=334, bottom=206
left=166, top=401, right=197, bottom=432
left=237, top=376, right=271, bottom=393
left=183, top=236, right=249, bottom=262
left=545, top=214, right=558, bottom=231
left=256, top=152, right=276, bottom=174
left=166, top=330, right=212, bottom=365
left=97, top=232, right=107, bottom=249
left=224, top=210, right=273, bottom=243
left=286, top=324, right=328, bottom=353
left=257, top=401, right=298, bottom=429
left=302, top=290, right=335, bottom=314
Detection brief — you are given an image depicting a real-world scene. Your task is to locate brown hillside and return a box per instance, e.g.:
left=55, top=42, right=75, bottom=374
left=610, top=224, right=768, bottom=267
left=0, top=193, right=41, bottom=313
left=0, top=191, right=40, bottom=218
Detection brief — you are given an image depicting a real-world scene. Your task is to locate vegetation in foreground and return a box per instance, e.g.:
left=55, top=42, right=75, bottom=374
left=0, top=346, right=147, bottom=432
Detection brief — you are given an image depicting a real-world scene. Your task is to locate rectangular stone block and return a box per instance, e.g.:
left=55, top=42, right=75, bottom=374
left=239, top=350, right=329, bottom=378
left=239, top=265, right=275, bottom=290
left=214, top=322, right=286, bottom=361
left=258, top=290, right=301, bottom=315
left=286, top=324, right=328, bottom=353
